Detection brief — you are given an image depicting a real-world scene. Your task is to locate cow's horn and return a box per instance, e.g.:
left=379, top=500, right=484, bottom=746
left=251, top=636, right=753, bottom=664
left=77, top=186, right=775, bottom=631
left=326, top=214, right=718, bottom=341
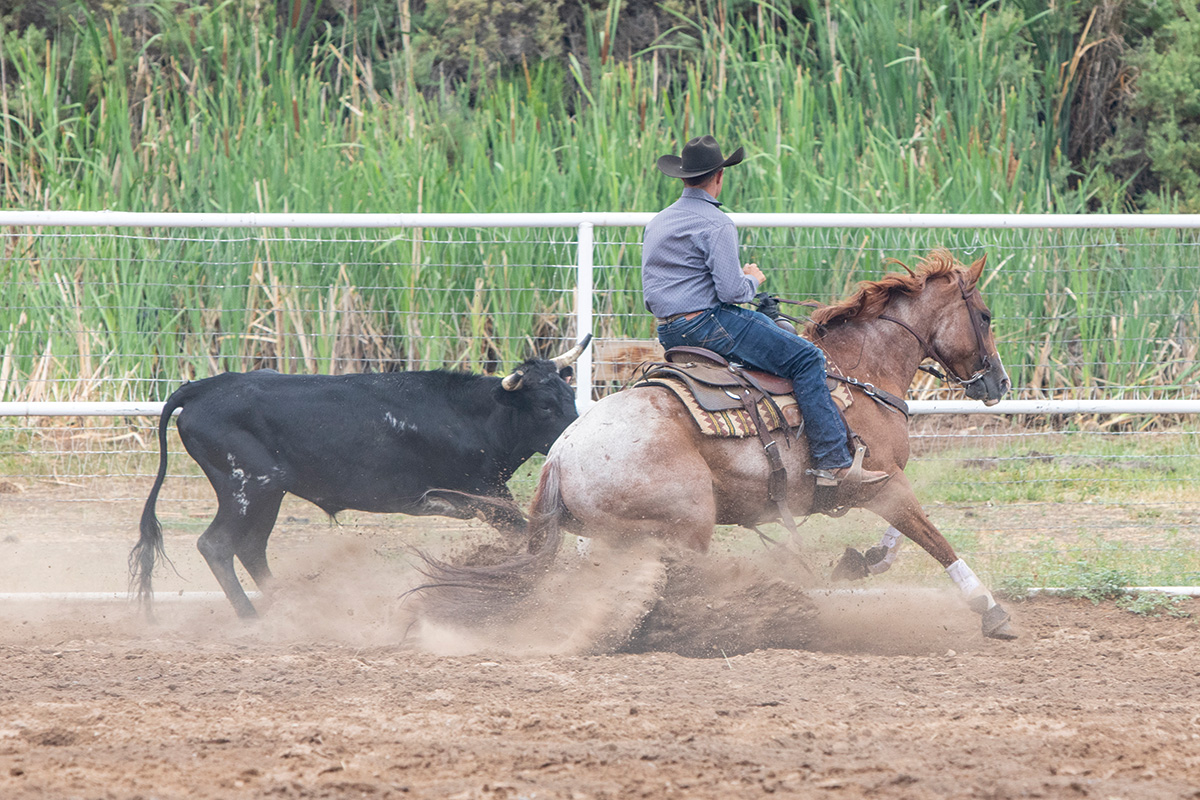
left=551, top=333, right=593, bottom=369
left=501, top=370, right=525, bottom=391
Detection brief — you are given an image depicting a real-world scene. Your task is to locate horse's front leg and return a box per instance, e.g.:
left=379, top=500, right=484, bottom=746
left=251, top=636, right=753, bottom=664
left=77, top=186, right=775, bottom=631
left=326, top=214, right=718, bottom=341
left=831, top=525, right=904, bottom=580
left=863, top=473, right=1018, bottom=640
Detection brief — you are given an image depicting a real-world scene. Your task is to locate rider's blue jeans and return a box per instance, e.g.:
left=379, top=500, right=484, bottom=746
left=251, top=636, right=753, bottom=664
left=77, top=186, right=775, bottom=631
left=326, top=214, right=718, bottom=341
left=657, top=303, right=853, bottom=470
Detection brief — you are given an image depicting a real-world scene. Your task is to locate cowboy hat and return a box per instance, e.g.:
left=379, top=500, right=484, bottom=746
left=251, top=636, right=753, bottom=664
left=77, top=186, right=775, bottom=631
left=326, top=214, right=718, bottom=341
left=656, top=135, right=745, bottom=178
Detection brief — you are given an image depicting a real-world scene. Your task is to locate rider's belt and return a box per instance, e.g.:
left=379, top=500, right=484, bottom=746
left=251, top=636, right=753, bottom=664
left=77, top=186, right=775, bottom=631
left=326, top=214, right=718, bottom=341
left=655, top=309, right=707, bottom=326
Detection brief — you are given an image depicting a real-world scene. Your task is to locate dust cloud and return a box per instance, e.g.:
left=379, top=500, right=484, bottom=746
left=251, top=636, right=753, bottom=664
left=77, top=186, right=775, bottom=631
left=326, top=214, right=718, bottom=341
left=2, top=521, right=976, bottom=658
left=399, top=536, right=975, bottom=658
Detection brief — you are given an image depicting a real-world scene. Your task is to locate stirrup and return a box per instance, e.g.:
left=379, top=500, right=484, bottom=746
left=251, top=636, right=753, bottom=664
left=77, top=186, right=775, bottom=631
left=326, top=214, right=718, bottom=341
left=805, top=468, right=840, bottom=488
left=806, top=446, right=886, bottom=488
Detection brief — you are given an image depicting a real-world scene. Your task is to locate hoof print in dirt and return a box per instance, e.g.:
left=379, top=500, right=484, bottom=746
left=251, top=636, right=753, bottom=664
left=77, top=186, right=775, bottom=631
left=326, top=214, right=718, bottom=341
left=622, top=552, right=819, bottom=658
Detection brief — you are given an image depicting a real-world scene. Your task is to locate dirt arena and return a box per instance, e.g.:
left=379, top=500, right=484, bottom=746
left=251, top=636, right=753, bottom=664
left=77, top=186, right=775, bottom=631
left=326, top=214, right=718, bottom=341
left=2, top=496, right=1198, bottom=800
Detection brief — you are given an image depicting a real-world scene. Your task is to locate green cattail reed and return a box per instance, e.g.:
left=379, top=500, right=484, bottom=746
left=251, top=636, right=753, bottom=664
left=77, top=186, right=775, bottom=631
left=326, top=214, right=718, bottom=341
left=0, top=1, right=1193, bottom=403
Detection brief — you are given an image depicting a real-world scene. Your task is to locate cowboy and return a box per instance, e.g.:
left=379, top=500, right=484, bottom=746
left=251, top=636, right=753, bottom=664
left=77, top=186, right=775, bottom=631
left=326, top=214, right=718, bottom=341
left=641, top=134, right=889, bottom=492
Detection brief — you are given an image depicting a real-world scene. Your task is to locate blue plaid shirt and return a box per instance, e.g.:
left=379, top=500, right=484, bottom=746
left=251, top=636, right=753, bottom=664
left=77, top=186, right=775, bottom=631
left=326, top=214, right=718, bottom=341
left=641, top=187, right=760, bottom=318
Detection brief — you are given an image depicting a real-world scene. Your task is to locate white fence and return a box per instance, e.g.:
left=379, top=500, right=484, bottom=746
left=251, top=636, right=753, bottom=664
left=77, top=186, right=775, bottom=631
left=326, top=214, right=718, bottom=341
left=0, top=211, right=1197, bottom=593
left=2, top=210, right=1199, bottom=407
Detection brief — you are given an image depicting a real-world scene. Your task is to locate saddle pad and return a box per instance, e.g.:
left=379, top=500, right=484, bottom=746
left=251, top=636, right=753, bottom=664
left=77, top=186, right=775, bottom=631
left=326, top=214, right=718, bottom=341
left=636, top=375, right=853, bottom=439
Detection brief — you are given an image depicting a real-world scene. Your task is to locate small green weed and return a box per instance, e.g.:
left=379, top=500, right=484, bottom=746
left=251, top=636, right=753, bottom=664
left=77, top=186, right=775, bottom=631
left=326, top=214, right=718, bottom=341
left=1068, top=564, right=1139, bottom=603
left=993, top=575, right=1033, bottom=602
left=1116, top=593, right=1194, bottom=618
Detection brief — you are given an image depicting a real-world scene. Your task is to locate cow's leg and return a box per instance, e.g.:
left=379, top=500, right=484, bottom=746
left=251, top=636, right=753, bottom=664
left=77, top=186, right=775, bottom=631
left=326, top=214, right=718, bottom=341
left=189, top=446, right=287, bottom=618
left=196, top=502, right=260, bottom=619
left=232, top=491, right=285, bottom=597
left=864, top=473, right=1017, bottom=640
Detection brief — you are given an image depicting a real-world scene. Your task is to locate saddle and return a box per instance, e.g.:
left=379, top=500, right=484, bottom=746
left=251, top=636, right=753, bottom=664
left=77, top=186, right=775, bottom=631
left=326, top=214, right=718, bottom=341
left=633, top=346, right=850, bottom=531
left=631, top=346, right=850, bottom=439
left=632, top=346, right=904, bottom=525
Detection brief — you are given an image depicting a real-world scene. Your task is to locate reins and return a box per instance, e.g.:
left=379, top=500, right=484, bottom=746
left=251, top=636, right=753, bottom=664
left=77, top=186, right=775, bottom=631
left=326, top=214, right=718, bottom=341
left=754, top=294, right=912, bottom=416
left=759, top=271, right=994, bottom=393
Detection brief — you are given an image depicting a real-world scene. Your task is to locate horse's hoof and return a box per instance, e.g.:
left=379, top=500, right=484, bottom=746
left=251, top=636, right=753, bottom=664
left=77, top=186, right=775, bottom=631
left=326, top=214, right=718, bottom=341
left=863, top=545, right=889, bottom=568
left=982, top=603, right=1018, bottom=640
left=831, top=547, right=870, bottom=581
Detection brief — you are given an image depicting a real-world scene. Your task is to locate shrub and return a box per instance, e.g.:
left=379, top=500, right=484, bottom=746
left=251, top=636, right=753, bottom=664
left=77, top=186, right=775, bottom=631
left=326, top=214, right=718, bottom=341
left=1094, top=0, right=1200, bottom=211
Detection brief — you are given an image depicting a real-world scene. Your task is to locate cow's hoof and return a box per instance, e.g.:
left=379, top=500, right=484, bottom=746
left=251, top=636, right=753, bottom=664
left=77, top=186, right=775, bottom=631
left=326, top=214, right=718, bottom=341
left=831, top=547, right=870, bottom=581
left=982, top=603, right=1018, bottom=640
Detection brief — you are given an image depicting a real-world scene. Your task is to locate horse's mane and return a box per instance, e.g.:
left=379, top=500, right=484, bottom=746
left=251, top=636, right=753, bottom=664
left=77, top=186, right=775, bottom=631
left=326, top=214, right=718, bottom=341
left=803, top=249, right=964, bottom=338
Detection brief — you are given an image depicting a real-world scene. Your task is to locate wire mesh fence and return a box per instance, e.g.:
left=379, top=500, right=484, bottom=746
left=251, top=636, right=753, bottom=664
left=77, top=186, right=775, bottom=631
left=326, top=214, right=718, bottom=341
left=1, top=217, right=1197, bottom=592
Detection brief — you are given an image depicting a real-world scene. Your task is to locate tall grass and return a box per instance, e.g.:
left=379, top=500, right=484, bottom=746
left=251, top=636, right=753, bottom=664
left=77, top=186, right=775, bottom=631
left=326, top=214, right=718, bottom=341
left=1, top=0, right=1089, bottom=215
left=0, top=0, right=1194, bottom=402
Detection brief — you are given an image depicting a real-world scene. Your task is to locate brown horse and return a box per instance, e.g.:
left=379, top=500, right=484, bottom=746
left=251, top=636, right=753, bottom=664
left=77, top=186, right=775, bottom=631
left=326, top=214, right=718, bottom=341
left=423, top=250, right=1016, bottom=640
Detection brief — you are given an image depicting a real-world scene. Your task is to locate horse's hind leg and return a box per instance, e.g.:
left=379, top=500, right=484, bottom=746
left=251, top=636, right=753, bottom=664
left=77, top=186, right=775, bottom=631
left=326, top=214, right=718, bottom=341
left=864, top=473, right=1017, bottom=640
left=554, top=420, right=720, bottom=552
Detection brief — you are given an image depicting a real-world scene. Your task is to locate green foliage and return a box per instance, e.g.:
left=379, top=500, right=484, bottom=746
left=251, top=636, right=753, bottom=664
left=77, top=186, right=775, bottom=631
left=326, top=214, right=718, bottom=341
left=0, top=0, right=1093, bottom=215
left=1116, top=592, right=1193, bottom=617
left=0, top=1, right=1196, bottom=396
left=993, top=575, right=1033, bottom=602
left=922, top=430, right=1200, bottom=506
left=1094, top=0, right=1200, bottom=211
left=998, top=576, right=1195, bottom=617
left=995, top=559, right=1135, bottom=603
left=906, top=427, right=1200, bottom=593
left=409, top=0, right=565, bottom=91
left=1069, top=563, right=1138, bottom=603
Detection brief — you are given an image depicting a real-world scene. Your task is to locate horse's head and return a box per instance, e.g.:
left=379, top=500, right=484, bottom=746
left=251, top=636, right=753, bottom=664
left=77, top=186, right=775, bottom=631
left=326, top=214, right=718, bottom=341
left=928, top=255, right=1011, bottom=405
left=805, top=249, right=1011, bottom=405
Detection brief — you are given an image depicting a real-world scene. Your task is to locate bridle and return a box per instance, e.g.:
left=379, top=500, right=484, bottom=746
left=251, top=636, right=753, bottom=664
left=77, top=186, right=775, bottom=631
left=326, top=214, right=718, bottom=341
left=878, top=273, right=994, bottom=388
left=755, top=273, right=995, bottom=388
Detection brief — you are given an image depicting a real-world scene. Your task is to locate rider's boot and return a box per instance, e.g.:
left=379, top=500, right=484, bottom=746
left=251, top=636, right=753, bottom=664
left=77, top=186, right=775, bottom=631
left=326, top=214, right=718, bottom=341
left=807, top=446, right=891, bottom=514
left=823, top=465, right=890, bottom=487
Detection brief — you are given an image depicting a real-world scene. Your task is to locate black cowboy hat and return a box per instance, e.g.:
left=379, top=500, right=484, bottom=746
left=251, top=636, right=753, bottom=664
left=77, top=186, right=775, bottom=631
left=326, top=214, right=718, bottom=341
left=656, top=135, right=745, bottom=179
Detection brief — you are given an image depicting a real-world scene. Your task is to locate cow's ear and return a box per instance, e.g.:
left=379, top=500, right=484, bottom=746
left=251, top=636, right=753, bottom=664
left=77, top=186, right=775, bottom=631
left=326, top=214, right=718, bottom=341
left=558, top=366, right=574, bottom=384
left=492, top=382, right=522, bottom=407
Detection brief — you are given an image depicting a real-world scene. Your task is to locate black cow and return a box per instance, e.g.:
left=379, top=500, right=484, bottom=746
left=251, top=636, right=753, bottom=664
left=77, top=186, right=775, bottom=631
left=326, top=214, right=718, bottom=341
left=130, top=335, right=591, bottom=619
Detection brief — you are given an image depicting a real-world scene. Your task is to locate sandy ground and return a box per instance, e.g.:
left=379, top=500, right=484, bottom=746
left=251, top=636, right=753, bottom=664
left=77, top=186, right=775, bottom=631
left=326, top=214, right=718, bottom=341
left=1, top=499, right=1198, bottom=800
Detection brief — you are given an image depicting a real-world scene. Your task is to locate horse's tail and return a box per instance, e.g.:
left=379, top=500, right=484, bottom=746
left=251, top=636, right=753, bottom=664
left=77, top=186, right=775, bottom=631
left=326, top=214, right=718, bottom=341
left=128, top=385, right=190, bottom=620
left=409, top=456, right=567, bottom=621
left=525, top=455, right=567, bottom=560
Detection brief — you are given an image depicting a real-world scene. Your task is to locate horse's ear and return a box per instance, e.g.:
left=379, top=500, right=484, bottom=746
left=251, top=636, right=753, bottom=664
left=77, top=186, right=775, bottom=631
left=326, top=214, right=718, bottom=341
left=965, top=254, right=987, bottom=287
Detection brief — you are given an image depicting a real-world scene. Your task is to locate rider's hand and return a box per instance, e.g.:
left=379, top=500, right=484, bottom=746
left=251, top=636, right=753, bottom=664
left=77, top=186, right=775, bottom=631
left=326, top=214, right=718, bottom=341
left=743, top=262, right=766, bottom=284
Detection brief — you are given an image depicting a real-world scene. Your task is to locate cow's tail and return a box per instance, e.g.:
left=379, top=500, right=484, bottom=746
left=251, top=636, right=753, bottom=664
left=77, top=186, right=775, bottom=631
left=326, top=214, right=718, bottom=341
left=408, top=456, right=567, bottom=623
left=128, top=387, right=189, bottom=620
